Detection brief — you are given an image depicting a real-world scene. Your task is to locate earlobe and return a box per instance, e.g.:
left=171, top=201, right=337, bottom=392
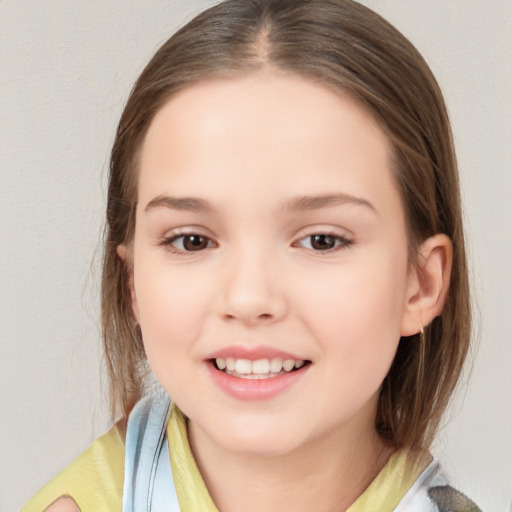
left=117, top=244, right=140, bottom=323
left=117, top=244, right=128, bottom=262
left=400, top=234, right=453, bottom=336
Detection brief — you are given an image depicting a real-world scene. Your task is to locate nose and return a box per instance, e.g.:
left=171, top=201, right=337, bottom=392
left=217, top=248, right=287, bottom=326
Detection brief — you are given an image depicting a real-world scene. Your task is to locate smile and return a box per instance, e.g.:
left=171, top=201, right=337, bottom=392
left=205, top=346, right=311, bottom=400
left=214, top=357, right=307, bottom=379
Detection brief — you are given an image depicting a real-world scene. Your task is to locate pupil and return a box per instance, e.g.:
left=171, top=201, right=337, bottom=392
left=184, top=235, right=207, bottom=251
left=312, top=234, right=335, bottom=250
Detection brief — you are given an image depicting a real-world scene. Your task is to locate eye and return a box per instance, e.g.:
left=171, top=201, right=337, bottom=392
left=164, top=234, right=215, bottom=252
left=296, top=233, right=352, bottom=252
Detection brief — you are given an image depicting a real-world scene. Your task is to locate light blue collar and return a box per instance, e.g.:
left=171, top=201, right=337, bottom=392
left=121, top=393, right=181, bottom=512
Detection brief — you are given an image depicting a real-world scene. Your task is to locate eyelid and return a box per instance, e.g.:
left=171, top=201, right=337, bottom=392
left=159, top=227, right=218, bottom=253
left=292, top=227, right=354, bottom=253
left=295, top=234, right=352, bottom=250
left=293, top=222, right=354, bottom=237
left=160, top=225, right=214, bottom=239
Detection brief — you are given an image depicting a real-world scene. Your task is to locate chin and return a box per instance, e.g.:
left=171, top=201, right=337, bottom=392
left=208, top=415, right=307, bottom=458
left=221, top=435, right=299, bottom=459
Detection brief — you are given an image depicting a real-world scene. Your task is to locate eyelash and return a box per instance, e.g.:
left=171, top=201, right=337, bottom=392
left=161, top=231, right=353, bottom=254
left=161, top=233, right=216, bottom=253
left=293, top=233, right=353, bottom=253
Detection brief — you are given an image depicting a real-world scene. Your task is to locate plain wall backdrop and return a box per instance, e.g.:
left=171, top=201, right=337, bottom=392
left=1, top=1, right=511, bottom=510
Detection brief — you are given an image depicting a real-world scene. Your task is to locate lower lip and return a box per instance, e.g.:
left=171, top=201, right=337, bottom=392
left=206, top=363, right=309, bottom=401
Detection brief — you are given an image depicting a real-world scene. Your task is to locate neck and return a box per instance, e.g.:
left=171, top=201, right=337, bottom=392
left=188, top=419, right=394, bottom=512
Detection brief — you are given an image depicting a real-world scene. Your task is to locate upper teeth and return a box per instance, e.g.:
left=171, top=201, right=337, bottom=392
left=215, top=357, right=305, bottom=375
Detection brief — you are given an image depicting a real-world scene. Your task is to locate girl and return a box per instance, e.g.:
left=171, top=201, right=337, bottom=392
left=23, top=0, right=481, bottom=510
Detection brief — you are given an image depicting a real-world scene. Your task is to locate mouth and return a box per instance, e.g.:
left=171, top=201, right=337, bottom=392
left=211, top=357, right=311, bottom=380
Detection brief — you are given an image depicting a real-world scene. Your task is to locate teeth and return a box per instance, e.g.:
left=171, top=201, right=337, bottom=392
left=270, top=358, right=283, bottom=373
left=283, top=359, right=295, bottom=372
left=235, top=359, right=252, bottom=374
left=214, top=357, right=307, bottom=377
left=252, top=359, right=270, bottom=374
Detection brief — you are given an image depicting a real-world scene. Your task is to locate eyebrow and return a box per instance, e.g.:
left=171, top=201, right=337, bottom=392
left=287, top=193, right=377, bottom=213
left=144, top=192, right=376, bottom=214
left=145, top=195, right=212, bottom=213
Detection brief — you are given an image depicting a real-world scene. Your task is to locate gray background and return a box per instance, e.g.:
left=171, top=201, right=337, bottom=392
left=1, top=1, right=510, bottom=510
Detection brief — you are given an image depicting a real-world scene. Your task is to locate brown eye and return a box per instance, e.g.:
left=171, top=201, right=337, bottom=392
left=310, top=234, right=337, bottom=250
left=182, top=235, right=209, bottom=251
left=166, top=234, right=213, bottom=252
left=295, top=233, right=352, bottom=252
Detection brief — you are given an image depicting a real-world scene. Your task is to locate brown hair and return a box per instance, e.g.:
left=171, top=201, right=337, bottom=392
left=102, top=0, right=471, bottom=450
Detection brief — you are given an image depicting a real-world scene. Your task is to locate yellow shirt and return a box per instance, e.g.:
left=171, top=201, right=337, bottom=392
left=22, top=422, right=125, bottom=511
left=23, top=405, right=427, bottom=512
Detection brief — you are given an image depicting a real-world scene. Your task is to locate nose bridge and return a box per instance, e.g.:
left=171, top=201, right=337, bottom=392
left=219, top=238, right=286, bottom=324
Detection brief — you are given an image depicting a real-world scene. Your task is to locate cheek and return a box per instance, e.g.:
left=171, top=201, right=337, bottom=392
left=132, top=254, right=213, bottom=373
left=296, top=251, right=408, bottom=378
left=300, top=260, right=407, bottom=333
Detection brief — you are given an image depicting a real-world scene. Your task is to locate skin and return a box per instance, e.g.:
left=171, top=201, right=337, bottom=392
left=119, top=71, right=452, bottom=512
left=44, top=496, right=80, bottom=512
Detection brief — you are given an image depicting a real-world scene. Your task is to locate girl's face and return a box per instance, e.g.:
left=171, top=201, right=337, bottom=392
left=128, top=73, right=418, bottom=457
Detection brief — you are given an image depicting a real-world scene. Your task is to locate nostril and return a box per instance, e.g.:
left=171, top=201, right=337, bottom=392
left=222, top=312, right=273, bottom=323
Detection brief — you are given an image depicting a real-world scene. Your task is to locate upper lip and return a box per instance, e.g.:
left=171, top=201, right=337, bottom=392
left=205, top=345, right=307, bottom=361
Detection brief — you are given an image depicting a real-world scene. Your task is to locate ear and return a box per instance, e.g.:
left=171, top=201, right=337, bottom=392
left=400, top=234, right=453, bottom=336
left=117, top=244, right=140, bottom=323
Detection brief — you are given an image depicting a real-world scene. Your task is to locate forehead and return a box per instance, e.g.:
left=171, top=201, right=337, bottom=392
left=138, top=72, right=399, bottom=217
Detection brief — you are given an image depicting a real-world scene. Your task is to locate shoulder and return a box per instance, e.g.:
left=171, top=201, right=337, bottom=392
left=22, top=420, right=126, bottom=512
left=395, top=459, right=483, bottom=512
